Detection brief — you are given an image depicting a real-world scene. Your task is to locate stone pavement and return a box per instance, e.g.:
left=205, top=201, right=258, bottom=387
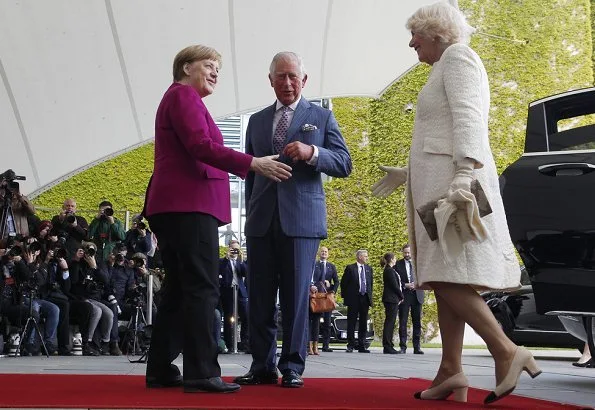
left=1, top=347, right=594, bottom=408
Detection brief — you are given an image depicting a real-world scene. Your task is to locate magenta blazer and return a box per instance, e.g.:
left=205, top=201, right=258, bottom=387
left=145, top=83, right=252, bottom=225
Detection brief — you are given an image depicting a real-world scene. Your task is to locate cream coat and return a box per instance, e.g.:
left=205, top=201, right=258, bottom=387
left=406, top=43, right=520, bottom=291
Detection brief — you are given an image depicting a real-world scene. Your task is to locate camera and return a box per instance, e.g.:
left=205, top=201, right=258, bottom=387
left=56, top=231, right=68, bottom=245
left=115, top=253, right=126, bottom=264
left=132, top=256, right=145, bottom=269
left=83, top=273, right=104, bottom=293
left=127, top=283, right=147, bottom=307
left=26, top=241, right=42, bottom=253
left=230, top=248, right=240, bottom=255
left=0, top=170, right=26, bottom=199
left=83, top=243, right=96, bottom=258
left=54, top=247, right=68, bottom=260
left=103, top=207, right=114, bottom=217
left=65, top=214, right=76, bottom=224
left=137, top=221, right=146, bottom=230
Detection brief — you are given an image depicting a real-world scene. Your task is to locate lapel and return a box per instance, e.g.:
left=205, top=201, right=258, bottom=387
left=284, top=98, right=310, bottom=145
left=261, top=103, right=276, bottom=154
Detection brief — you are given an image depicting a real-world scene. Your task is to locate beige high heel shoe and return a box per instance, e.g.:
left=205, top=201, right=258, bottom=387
left=484, top=346, right=542, bottom=404
left=413, top=372, right=469, bottom=402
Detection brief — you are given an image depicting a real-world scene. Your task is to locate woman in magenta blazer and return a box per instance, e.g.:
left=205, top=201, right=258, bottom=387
left=144, top=45, right=291, bottom=394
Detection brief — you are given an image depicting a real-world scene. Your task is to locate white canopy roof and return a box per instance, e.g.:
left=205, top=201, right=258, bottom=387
left=1, top=0, right=442, bottom=195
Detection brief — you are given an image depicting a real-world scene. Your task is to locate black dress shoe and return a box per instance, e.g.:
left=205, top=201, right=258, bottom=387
left=322, top=347, right=333, bottom=352
left=399, top=349, right=407, bottom=354
left=383, top=348, right=399, bottom=354
left=281, top=370, right=304, bottom=388
left=414, top=349, right=425, bottom=355
left=358, top=348, right=371, bottom=353
left=233, top=370, right=279, bottom=385
left=184, top=377, right=240, bottom=393
left=345, top=347, right=354, bottom=353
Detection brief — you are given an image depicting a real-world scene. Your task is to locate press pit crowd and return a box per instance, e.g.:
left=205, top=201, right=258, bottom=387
left=0, top=186, right=163, bottom=357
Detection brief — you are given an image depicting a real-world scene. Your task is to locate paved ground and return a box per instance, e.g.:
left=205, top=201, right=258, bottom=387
left=1, top=346, right=594, bottom=408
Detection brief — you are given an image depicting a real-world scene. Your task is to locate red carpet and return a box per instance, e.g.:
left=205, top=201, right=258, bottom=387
left=0, top=374, right=580, bottom=409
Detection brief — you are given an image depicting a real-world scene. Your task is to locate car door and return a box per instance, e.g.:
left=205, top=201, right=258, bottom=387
left=500, top=87, right=595, bottom=315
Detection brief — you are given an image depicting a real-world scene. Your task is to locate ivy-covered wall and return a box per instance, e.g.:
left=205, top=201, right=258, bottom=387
left=33, top=0, right=593, bottom=343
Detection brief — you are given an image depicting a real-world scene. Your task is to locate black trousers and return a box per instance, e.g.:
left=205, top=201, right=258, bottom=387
left=146, top=212, right=220, bottom=380
left=320, top=311, right=332, bottom=347
left=69, top=300, right=93, bottom=344
left=399, top=293, right=422, bottom=351
left=346, top=294, right=369, bottom=349
left=382, top=302, right=398, bottom=349
left=308, top=310, right=322, bottom=342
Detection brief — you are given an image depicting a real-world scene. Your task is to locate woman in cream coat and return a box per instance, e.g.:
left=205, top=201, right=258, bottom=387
left=372, top=2, right=541, bottom=405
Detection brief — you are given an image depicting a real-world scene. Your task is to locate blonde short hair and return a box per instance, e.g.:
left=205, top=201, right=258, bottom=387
left=406, top=2, right=475, bottom=46
left=173, top=45, right=222, bottom=81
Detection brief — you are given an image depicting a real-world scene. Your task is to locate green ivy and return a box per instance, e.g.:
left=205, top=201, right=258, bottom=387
left=32, top=0, right=594, bottom=344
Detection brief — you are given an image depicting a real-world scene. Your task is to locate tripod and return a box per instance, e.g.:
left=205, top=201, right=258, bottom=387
left=122, top=302, right=149, bottom=363
left=17, top=289, right=50, bottom=358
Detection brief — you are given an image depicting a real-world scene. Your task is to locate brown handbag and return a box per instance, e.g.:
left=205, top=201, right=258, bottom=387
left=310, top=288, right=337, bottom=313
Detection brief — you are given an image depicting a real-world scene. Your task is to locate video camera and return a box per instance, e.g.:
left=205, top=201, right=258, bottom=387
left=127, top=283, right=147, bottom=307
left=0, top=169, right=26, bottom=195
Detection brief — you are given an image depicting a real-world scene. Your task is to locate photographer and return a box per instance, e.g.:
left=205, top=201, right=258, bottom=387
left=105, top=246, right=136, bottom=320
left=124, top=215, right=152, bottom=259
left=0, top=173, right=37, bottom=240
left=218, top=240, right=249, bottom=352
left=0, top=242, right=43, bottom=354
left=88, top=200, right=125, bottom=262
left=50, top=199, right=89, bottom=259
left=30, top=241, right=72, bottom=355
left=2, top=239, right=60, bottom=355
left=69, top=243, right=119, bottom=355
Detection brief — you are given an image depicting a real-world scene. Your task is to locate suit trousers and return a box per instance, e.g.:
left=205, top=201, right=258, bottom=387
left=382, top=302, right=398, bottom=349
left=146, top=212, right=220, bottom=380
left=347, top=294, right=370, bottom=349
left=247, top=210, right=319, bottom=375
left=321, top=311, right=332, bottom=347
left=399, top=291, right=422, bottom=351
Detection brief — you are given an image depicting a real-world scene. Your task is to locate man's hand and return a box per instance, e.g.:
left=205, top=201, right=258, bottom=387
left=107, top=216, right=115, bottom=225
left=371, top=166, right=407, bottom=198
left=249, top=155, right=292, bottom=182
left=85, top=255, right=97, bottom=269
left=282, top=141, right=314, bottom=162
left=405, top=283, right=415, bottom=290
left=310, top=285, right=318, bottom=294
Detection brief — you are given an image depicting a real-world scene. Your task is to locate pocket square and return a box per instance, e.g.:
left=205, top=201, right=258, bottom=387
left=301, top=124, right=318, bottom=132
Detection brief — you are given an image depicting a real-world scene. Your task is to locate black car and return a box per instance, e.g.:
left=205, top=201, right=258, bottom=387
left=275, top=305, right=374, bottom=347
left=498, top=87, right=595, bottom=351
left=481, top=267, right=582, bottom=349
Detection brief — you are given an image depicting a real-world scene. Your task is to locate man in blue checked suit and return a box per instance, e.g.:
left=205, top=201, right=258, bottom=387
left=234, top=51, right=352, bottom=389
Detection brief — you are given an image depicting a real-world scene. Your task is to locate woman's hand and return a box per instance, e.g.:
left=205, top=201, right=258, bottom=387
left=250, top=155, right=292, bottom=182
left=310, top=285, right=318, bottom=295
left=371, top=166, right=407, bottom=198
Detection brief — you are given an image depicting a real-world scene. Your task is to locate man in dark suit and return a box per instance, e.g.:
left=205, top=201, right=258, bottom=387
left=395, top=244, right=425, bottom=354
left=218, top=239, right=249, bottom=352
left=312, top=246, right=339, bottom=352
left=340, top=249, right=373, bottom=353
left=234, top=51, right=352, bottom=388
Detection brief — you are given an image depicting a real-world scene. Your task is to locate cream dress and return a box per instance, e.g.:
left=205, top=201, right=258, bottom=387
left=406, top=43, right=520, bottom=291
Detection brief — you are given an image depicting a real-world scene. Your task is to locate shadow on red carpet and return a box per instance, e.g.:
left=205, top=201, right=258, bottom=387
left=0, top=374, right=581, bottom=409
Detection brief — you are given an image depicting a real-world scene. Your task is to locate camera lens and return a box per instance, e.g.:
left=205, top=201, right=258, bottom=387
left=230, top=248, right=239, bottom=255
left=85, top=246, right=96, bottom=257
left=66, top=215, right=76, bottom=224
left=115, top=254, right=125, bottom=263
left=8, top=246, right=23, bottom=257
left=137, top=222, right=146, bottom=230
left=28, top=242, right=42, bottom=253
left=104, top=207, right=114, bottom=217
left=55, top=248, right=68, bottom=259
